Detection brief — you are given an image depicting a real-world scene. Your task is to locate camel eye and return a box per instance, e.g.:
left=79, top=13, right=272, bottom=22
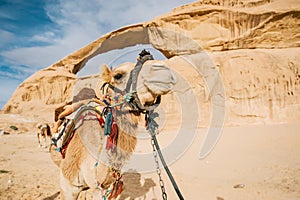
left=114, top=74, right=123, bottom=80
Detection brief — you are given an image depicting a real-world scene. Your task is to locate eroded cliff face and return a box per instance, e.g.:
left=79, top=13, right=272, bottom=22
left=215, top=48, right=300, bottom=124
left=3, top=0, right=300, bottom=125
left=4, top=68, right=76, bottom=114
left=156, top=48, right=300, bottom=127
left=152, top=0, right=300, bottom=54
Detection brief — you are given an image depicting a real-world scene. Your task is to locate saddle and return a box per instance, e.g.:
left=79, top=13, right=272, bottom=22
left=51, top=101, right=118, bottom=159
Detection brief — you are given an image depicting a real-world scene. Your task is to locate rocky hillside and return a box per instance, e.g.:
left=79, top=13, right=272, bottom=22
left=3, top=0, right=300, bottom=126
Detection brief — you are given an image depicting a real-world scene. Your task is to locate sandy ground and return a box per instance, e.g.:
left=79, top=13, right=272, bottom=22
left=0, top=120, right=299, bottom=200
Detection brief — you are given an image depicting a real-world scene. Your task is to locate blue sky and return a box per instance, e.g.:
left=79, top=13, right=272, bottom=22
left=0, top=0, right=195, bottom=109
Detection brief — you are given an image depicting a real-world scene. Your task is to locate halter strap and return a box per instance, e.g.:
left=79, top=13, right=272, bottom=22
left=101, top=82, right=123, bottom=94
left=125, top=54, right=154, bottom=92
left=101, top=53, right=161, bottom=113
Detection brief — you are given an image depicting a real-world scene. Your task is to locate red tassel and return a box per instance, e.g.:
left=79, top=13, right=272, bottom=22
left=111, top=122, right=118, bottom=138
left=99, top=117, right=105, bottom=127
left=106, top=121, right=118, bottom=152
left=96, top=114, right=105, bottom=127
left=108, top=180, right=123, bottom=200
left=106, top=136, right=113, bottom=150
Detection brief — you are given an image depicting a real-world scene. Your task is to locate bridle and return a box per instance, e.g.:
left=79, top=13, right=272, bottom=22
left=100, top=53, right=185, bottom=200
left=101, top=54, right=161, bottom=113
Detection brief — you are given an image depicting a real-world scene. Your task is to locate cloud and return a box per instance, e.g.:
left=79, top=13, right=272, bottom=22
left=30, top=31, right=58, bottom=43
left=1, top=0, right=195, bottom=68
left=0, top=30, right=15, bottom=48
left=0, top=77, right=23, bottom=109
left=1, top=44, right=76, bottom=68
left=0, top=0, right=195, bottom=107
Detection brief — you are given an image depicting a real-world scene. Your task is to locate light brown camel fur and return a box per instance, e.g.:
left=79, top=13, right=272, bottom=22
left=50, top=60, right=176, bottom=200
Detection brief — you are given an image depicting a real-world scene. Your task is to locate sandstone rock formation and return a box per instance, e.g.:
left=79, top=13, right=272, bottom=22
left=3, top=0, right=300, bottom=126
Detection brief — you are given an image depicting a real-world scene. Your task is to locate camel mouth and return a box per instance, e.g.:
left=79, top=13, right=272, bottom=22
left=132, top=63, right=176, bottom=110
left=145, top=80, right=175, bottom=95
left=141, top=63, right=176, bottom=95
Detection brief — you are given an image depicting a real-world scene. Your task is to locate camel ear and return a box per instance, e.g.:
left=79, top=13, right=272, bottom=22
left=100, top=64, right=112, bottom=83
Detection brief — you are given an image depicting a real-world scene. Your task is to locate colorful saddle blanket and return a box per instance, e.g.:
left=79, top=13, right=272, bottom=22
left=52, top=102, right=118, bottom=159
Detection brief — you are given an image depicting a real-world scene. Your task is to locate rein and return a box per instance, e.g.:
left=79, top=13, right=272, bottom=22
left=146, top=110, right=184, bottom=200
left=101, top=53, right=184, bottom=200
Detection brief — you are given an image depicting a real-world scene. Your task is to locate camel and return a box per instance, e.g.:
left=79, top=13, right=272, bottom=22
left=36, top=123, right=52, bottom=148
left=50, top=54, right=176, bottom=200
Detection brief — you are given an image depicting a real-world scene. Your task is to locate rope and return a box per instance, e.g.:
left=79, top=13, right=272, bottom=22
left=147, top=111, right=184, bottom=200
left=152, top=134, right=184, bottom=200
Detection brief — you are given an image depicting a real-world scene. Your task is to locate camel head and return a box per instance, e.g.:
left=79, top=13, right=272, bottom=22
left=100, top=60, right=176, bottom=108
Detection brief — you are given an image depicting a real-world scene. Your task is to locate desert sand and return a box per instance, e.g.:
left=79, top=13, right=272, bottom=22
left=0, top=112, right=299, bottom=200
left=1, top=0, right=299, bottom=199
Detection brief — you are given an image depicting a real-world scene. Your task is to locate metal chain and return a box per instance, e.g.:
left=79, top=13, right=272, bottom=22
left=151, top=136, right=167, bottom=200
